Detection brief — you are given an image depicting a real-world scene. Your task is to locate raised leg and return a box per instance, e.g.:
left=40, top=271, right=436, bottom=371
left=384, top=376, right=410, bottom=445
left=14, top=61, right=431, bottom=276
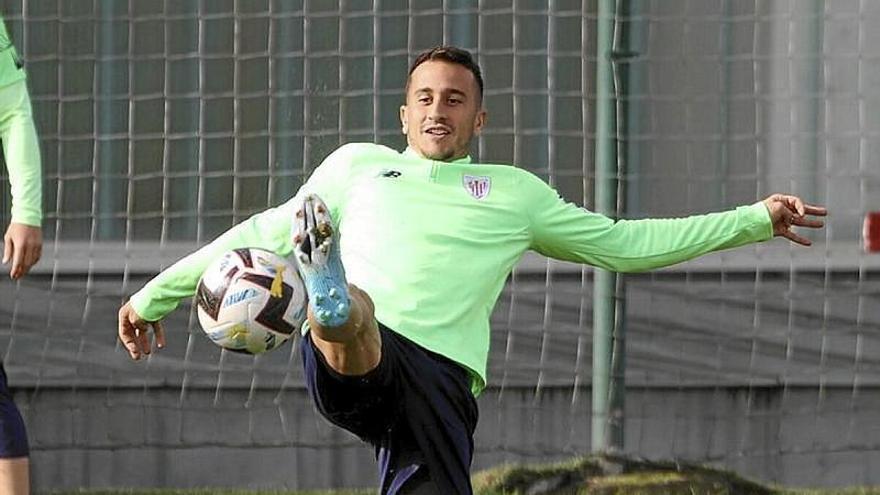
left=292, top=194, right=381, bottom=376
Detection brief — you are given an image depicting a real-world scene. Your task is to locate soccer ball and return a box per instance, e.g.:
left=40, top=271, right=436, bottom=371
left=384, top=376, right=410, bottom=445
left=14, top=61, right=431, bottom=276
left=195, top=248, right=308, bottom=354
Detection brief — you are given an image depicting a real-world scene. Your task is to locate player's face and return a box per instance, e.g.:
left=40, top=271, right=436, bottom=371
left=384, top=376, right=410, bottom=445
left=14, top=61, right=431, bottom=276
left=400, top=60, right=486, bottom=162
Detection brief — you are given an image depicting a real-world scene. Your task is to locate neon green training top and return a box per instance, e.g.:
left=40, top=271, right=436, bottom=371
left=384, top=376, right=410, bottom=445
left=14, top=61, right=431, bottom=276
left=131, top=143, right=773, bottom=395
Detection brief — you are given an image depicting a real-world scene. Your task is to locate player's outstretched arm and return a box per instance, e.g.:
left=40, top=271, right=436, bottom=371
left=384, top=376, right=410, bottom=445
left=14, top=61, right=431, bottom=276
left=524, top=167, right=831, bottom=272
left=3, top=222, right=41, bottom=279
left=2, top=77, right=44, bottom=280
left=118, top=301, right=166, bottom=361
left=761, top=193, right=827, bottom=246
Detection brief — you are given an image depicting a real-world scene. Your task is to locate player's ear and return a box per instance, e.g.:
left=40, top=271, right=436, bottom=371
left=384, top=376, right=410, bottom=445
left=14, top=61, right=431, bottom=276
left=472, top=108, right=486, bottom=136
left=399, top=105, right=408, bottom=134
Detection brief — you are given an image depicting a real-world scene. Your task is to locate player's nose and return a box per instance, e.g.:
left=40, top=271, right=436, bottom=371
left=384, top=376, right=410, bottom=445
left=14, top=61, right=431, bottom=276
left=426, top=101, right=447, bottom=121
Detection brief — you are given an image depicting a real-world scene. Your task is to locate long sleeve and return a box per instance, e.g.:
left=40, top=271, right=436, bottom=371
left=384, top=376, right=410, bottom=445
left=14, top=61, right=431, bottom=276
left=2, top=80, right=41, bottom=226
left=129, top=202, right=296, bottom=321
left=525, top=173, right=773, bottom=272
left=129, top=146, right=353, bottom=322
left=0, top=17, right=40, bottom=227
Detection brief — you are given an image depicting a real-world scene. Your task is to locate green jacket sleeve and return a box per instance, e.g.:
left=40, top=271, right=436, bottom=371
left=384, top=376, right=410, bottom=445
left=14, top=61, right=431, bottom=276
left=129, top=148, right=352, bottom=322
left=0, top=17, right=40, bottom=226
left=3, top=80, right=42, bottom=226
left=129, top=202, right=294, bottom=321
left=525, top=173, right=773, bottom=272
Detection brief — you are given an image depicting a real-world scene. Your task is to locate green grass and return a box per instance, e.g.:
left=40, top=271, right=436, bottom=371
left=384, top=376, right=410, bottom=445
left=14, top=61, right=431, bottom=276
left=470, top=454, right=772, bottom=495
left=40, top=456, right=880, bottom=495
left=469, top=455, right=880, bottom=495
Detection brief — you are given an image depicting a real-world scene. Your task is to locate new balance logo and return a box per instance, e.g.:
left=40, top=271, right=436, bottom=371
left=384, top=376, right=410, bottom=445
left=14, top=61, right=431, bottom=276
left=380, top=170, right=402, bottom=178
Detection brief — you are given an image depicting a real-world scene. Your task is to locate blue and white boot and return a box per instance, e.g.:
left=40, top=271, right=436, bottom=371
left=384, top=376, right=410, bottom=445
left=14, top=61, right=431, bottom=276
left=292, top=194, right=351, bottom=328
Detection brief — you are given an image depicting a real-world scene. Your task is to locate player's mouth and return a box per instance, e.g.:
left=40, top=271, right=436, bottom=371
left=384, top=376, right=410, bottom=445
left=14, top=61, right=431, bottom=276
left=423, top=125, right=452, bottom=139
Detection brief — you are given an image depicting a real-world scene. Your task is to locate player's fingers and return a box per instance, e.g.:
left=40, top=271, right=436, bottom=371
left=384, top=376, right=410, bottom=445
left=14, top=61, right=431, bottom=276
left=2, top=234, right=10, bottom=265
left=9, top=243, right=23, bottom=280
left=774, top=194, right=799, bottom=214
left=120, top=336, right=140, bottom=359
left=782, top=229, right=811, bottom=246
left=133, top=329, right=149, bottom=356
left=152, top=320, right=166, bottom=349
left=18, top=245, right=38, bottom=277
left=128, top=313, right=149, bottom=332
left=780, top=196, right=800, bottom=216
left=26, top=242, right=41, bottom=268
left=791, top=216, right=824, bottom=229
left=791, top=196, right=806, bottom=217
left=804, top=204, right=828, bottom=216
left=132, top=320, right=152, bottom=355
left=118, top=319, right=142, bottom=360
left=127, top=313, right=153, bottom=354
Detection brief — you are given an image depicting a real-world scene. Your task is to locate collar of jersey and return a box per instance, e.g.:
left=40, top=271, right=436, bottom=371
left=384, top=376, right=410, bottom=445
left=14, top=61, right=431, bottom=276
left=402, top=147, right=472, bottom=164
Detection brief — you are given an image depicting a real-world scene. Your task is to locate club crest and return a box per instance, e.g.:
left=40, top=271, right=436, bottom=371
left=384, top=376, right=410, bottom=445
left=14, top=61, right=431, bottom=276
left=463, top=175, right=491, bottom=200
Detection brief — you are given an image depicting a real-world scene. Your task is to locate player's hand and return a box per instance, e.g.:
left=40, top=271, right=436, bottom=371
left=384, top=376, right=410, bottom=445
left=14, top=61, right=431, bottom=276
left=762, top=193, right=827, bottom=246
left=3, top=222, right=42, bottom=280
left=118, top=301, right=166, bottom=360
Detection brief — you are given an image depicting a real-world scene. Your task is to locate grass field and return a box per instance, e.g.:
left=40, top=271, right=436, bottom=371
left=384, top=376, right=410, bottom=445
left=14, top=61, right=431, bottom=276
left=41, top=455, right=880, bottom=495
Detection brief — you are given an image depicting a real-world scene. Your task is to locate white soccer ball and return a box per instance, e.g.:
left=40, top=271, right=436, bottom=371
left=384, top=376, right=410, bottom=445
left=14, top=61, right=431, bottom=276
left=195, top=248, right=308, bottom=354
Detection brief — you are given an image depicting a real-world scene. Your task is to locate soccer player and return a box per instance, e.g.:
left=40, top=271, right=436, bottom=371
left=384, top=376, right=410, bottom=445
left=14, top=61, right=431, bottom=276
left=0, top=14, right=43, bottom=495
left=118, top=46, right=826, bottom=493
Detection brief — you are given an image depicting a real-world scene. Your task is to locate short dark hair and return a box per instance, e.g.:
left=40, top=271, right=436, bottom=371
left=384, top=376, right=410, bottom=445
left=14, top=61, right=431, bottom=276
left=406, top=46, right=484, bottom=102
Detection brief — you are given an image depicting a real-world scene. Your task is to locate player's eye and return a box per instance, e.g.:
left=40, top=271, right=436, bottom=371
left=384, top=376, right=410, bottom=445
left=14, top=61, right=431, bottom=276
left=418, top=96, right=431, bottom=104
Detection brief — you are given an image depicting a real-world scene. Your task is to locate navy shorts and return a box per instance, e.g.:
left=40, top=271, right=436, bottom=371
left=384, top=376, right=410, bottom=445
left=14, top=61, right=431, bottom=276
left=0, top=363, right=28, bottom=458
left=302, top=323, right=478, bottom=494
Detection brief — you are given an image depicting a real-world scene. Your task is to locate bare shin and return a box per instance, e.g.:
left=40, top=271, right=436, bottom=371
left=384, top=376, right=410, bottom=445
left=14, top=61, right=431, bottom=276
left=0, top=457, right=29, bottom=495
left=308, top=284, right=381, bottom=376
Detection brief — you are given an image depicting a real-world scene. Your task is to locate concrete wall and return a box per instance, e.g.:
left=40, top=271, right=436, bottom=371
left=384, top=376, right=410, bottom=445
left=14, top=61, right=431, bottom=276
left=22, top=385, right=880, bottom=490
